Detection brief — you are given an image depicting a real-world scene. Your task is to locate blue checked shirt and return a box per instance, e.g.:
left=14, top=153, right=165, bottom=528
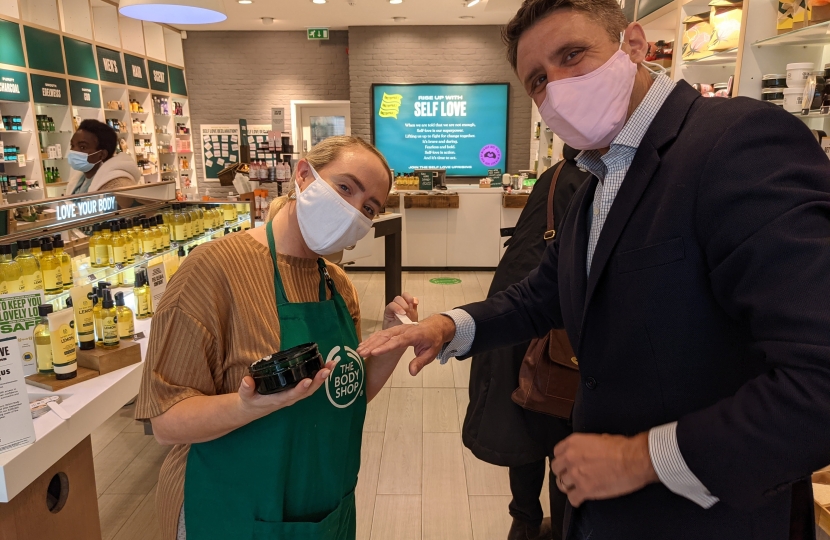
left=439, top=73, right=719, bottom=509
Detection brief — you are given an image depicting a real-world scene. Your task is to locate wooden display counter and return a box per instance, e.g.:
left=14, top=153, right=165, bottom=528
left=385, top=192, right=460, bottom=209
left=503, top=193, right=529, bottom=209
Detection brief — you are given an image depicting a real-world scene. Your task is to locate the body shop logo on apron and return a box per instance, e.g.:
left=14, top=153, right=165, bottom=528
left=325, top=345, right=365, bottom=408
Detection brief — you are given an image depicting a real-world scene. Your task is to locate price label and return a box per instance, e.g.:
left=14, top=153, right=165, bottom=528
left=115, top=264, right=124, bottom=271
left=132, top=331, right=146, bottom=340
left=88, top=274, right=97, bottom=281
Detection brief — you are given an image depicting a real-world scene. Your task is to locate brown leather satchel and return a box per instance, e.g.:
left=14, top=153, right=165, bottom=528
left=511, top=161, right=581, bottom=420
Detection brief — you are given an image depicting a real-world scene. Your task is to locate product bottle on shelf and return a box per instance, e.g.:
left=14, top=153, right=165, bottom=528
left=149, top=216, right=163, bottom=253
left=131, top=217, right=143, bottom=257
left=39, top=240, right=63, bottom=295
left=98, top=222, right=115, bottom=268
left=100, top=289, right=119, bottom=348
left=140, top=219, right=156, bottom=256
left=171, top=204, right=187, bottom=242
left=89, top=224, right=102, bottom=267
left=52, top=235, right=73, bottom=291
left=119, top=219, right=135, bottom=263
left=114, top=291, right=135, bottom=339
left=33, top=304, right=53, bottom=374
left=156, top=215, right=171, bottom=250
left=15, top=240, right=43, bottom=291
left=188, top=206, right=203, bottom=236
left=94, top=283, right=110, bottom=344
left=134, top=269, right=152, bottom=320
left=30, top=237, right=42, bottom=262
left=0, top=244, right=25, bottom=294
left=68, top=292, right=95, bottom=351
left=111, top=222, right=126, bottom=286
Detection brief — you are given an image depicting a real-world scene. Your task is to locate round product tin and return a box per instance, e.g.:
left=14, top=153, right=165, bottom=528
left=249, top=342, right=324, bottom=395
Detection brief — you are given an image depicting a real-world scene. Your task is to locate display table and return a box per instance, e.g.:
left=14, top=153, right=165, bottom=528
left=0, top=300, right=150, bottom=539
left=369, top=214, right=402, bottom=305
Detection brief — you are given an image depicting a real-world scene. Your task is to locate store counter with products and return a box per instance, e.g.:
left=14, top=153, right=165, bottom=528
left=0, top=183, right=254, bottom=540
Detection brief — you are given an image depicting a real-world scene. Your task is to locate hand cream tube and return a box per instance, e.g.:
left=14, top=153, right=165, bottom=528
left=47, top=307, right=77, bottom=380
left=70, top=283, right=96, bottom=351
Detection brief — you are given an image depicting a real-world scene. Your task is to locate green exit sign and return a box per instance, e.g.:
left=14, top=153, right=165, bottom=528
left=307, top=28, right=329, bottom=40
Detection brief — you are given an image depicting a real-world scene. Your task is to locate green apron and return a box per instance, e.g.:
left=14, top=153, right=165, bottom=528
left=183, top=221, right=367, bottom=540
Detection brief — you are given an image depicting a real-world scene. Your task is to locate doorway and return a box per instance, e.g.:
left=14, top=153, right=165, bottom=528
left=291, top=100, right=351, bottom=158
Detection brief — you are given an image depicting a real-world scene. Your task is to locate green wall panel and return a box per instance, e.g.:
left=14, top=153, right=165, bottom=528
left=0, top=68, right=30, bottom=102
left=168, top=66, right=187, bottom=96
left=30, top=74, right=68, bottom=105
left=96, top=46, right=124, bottom=84
left=124, top=54, right=148, bottom=88
left=23, top=26, right=65, bottom=74
left=63, top=37, right=98, bottom=80
left=0, top=19, right=25, bottom=67
left=69, top=79, right=101, bottom=108
left=147, top=60, right=168, bottom=92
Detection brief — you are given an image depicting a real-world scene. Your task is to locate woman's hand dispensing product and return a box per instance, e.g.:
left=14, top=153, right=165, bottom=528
left=382, top=293, right=419, bottom=330
left=237, top=360, right=337, bottom=420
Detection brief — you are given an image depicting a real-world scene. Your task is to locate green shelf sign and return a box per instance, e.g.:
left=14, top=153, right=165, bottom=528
left=147, top=60, right=168, bottom=92
left=30, top=74, right=68, bottom=105
left=0, top=19, right=25, bottom=67
left=429, top=277, right=462, bottom=285
left=168, top=65, right=187, bottom=96
left=69, top=80, right=101, bottom=109
left=307, top=28, right=329, bottom=40
left=96, top=46, right=124, bottom=84
left=124, top=54, right=148, bottom=88
left=63, top=37, right=98, bottom=80
left=0, top=68, right=29, bottom=102
left=24, top=26, right=65, bottom=74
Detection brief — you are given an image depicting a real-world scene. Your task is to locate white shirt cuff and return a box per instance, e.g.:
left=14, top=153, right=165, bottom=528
left=436, top=309, right=475, bottom=364
left=648, top=422, right=720, bottom=509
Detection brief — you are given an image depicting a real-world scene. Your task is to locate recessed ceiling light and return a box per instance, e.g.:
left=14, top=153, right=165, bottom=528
left=466, top=0, right=481, bottom=6
left=459, top=15, right=474, bottom=19
left=393, top=16, right=406, bottom=22
left=389, top=0, right=402, bottom=3
left=238, top=0, right=252, bottom=4
left=312, top=0, right=326, bottom=3
left=119, top=0, right=226, bottom=23
left=261, top=16, right=273, bottom=23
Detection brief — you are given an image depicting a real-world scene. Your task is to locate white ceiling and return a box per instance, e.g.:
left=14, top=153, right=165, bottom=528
left=173, top=0, right=524, bottom=32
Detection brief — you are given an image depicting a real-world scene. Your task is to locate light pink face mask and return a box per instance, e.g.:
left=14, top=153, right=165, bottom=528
left=538, top=47, right=638, bottom=150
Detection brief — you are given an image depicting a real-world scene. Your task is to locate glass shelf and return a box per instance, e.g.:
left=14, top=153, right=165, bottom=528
left=791, top=110, right=830, bottom=118
left=130, top=112, right=149, bottom=117
left=0, top=130, right=33, bottom=135
left=43, top=214, right=252, bottom=305
left=682, top=48, right=738, bottom=66
left=753, top=21, right=830, bottom=47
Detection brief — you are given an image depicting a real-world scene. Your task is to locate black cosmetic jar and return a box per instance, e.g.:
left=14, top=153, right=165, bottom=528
left=249, top=343, right=324, bottom=395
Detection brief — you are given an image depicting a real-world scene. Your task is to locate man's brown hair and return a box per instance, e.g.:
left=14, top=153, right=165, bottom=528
left=503, top=0, right=629, bottom=70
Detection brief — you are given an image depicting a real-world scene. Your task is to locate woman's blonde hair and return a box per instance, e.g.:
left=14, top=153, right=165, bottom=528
left=265, top=136, right=392, bottom=221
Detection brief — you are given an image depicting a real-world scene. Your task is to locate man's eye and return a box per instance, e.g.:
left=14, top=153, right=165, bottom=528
left=364, top=205, right=376, bottom=217
left=339, top=184, right=351, bottom=194
left=532, top=75, right=547, bottom=91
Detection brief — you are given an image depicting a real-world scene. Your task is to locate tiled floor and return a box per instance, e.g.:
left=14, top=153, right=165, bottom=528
left=92, top=271, right=551, bottom=540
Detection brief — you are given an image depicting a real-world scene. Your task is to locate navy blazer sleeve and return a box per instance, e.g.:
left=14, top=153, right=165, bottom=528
left=461, top=236, right=565, bottom=357
left=677, top=106, right=830, bottom=510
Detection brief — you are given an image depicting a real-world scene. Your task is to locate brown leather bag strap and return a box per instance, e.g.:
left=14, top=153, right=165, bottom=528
left=544, top=160, right=567, bottom=243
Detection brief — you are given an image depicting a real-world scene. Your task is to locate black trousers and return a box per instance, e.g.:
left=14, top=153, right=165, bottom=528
left=508, top=411, right=572, bottom=540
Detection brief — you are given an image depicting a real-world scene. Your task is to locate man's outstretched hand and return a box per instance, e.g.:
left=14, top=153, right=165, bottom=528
left=357, top=314, right=458, bottom=375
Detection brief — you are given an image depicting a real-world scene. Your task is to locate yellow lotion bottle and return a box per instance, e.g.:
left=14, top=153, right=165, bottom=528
left=189, top=206, right=203, bottom=236
left=114, top=292, right=135, bottom=339
left=150, top=216, right=163, bottom=253
left=110, top=222, right=126, bottom=287
left=99, top=221, right=115, bottom=268
left=140, top=219, right=156, bottom=256
left=89, top=224, right=103, bottom=267
left=131, top=217, right=143, bottom=257
left=171, top=205, right=187, bottom=243
left=39, top=240, right=63, bottom=295
left=100, top=289, right=119, bottom=348
left=155, top=215, right=171, bottom=250
left=33, top=304, right=53, bottom=374
left=48, top=307, right=77, bottom=380
left=16, top=239, right=43, bottom=292
left=69, top=284, right=96, bottom=351
left=134, top=269, right=152, bottom=319
left=0, top=244, right=25, bottom=294
left=52, top=235, right=73, bottom=291
left=182, top=206, right=193, bottom=240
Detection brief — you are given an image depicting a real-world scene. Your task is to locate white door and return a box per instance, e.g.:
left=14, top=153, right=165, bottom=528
left=297, top=103, right=351, bottom=157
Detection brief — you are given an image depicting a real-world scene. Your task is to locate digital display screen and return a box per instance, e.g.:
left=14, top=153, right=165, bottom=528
left=371, top=83, right=509, bottom=178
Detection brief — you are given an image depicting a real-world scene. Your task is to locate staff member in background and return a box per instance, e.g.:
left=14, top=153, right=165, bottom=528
left=464, top=145, right=589, bottom=540
left=136, top=136, right=418, bottom=540
left=65, top=119, right=139, bottom=194
left=359, top=0, right=830, bottom=538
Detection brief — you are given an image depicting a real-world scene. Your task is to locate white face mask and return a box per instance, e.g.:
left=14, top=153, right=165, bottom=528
left=295, top=164, right=373, bottom=255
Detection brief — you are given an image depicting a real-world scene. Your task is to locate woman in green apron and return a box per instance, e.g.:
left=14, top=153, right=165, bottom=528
left=135, top=136, right=417, bottom=540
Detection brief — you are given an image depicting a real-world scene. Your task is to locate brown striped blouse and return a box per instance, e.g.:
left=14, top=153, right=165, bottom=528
left=135, top=231, right=361, bottom=540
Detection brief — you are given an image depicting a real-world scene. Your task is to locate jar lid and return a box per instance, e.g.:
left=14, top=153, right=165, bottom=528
left=787, top=62, right=815, bottom=69
left=763, top=74, right=786, bottom=79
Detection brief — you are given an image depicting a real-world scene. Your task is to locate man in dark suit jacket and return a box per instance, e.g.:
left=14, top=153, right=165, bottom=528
left=358, top=0, right=830, bottom=538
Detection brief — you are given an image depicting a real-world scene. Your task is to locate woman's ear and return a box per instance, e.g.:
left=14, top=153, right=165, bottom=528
left=295, top=159, right=312, bottom=191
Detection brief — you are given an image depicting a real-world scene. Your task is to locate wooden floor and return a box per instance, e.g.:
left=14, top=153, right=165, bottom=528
left=92, top=271, right=551, bottom=540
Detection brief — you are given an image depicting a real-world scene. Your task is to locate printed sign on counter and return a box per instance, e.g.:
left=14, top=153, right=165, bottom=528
left=0, top=337, right=36, bottom=455
left=147, top=261, right=168, bottom=310
left=0, top=291, right=45, bottom=376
